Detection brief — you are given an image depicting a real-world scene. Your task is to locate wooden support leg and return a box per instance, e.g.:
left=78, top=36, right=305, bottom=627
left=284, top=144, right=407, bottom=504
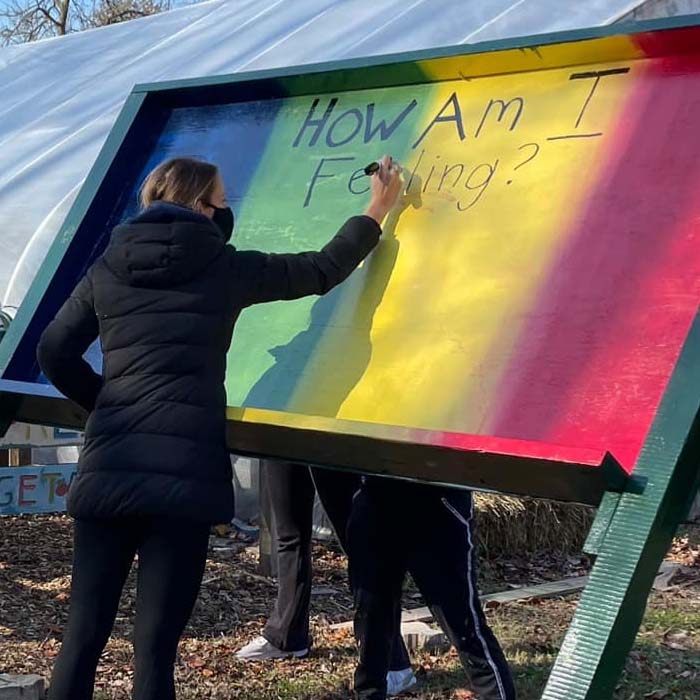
left=541, top=315, right=700, bottom=700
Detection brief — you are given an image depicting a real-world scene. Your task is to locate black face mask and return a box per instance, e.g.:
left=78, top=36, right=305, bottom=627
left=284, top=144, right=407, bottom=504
left=205, top=204, right=235, bottom=243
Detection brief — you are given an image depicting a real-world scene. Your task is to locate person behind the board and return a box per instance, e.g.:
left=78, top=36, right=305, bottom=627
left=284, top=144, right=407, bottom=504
left=348, top=477, right=517, bottom=700
left=235, top=462, right=417, bottom=697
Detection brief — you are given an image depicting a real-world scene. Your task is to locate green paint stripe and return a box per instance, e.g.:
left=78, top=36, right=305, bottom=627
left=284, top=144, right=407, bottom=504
left=225, top=71, right=438, bottom=412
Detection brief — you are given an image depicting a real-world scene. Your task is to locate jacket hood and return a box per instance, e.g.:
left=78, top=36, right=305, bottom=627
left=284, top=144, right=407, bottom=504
left=104, top=202, right=226, bottom=288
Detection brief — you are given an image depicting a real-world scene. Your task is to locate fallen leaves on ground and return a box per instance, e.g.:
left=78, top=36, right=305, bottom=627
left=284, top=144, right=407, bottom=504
left=0, top=515, right=698, bottom=699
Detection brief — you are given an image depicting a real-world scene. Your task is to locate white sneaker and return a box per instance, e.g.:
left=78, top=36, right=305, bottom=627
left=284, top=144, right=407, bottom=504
left=387, top=667, right=417, bottom=696
left=235, top=635, right=309, bottom=661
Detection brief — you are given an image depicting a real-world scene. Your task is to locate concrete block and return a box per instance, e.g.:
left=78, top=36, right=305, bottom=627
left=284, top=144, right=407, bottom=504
left=0, top=674, right=45, bottom=700
left=400, top=621, right=449, bottom=653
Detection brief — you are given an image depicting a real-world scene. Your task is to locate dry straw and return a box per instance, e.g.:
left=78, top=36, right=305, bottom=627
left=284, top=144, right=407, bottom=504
left=474, top=493, right=594, bottom=558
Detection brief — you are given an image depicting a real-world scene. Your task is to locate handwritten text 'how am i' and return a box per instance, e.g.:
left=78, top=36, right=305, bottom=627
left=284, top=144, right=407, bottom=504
left=296, top=68, right=630, bottom=209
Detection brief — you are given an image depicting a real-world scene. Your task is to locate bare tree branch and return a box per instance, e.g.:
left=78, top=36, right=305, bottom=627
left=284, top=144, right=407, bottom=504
left=85, top=0, right=170, bottom=28
left=37, top=5, right=60, bottom=29
left=1, top=0, right=172, bottom=45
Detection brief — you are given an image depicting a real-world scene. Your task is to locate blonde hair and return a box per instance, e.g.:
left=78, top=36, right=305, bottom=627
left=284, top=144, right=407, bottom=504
left=139, top=157, right=219, bottom=210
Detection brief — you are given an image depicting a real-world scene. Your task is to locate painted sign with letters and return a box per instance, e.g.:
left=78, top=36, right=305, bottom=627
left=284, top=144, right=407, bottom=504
left=0, top=464, right=76, bottom=515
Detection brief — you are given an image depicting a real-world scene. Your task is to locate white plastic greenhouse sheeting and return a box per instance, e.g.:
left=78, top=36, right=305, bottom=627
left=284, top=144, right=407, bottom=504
left=0, top=0, right=655, bottom=313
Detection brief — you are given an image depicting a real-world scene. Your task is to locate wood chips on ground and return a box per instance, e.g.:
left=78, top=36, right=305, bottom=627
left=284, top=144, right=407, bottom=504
left=1, top=515, right=698, bottom=699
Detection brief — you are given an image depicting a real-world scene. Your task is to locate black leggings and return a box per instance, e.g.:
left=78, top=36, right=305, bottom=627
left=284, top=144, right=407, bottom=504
left=349, top=479, right=516, bottom=700
left=260, top=461, right=411, bottom=671
left=49, top=517, right=210, bottom=700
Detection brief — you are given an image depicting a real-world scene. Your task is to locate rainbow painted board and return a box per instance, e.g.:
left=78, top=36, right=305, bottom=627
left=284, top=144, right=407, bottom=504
left=3, top=16, right=700, bottom=700
left=2, top=16, right=700, bottom=507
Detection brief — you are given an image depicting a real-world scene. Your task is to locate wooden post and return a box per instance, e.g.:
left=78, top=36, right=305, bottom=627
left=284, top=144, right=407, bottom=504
left=542, top=314, right=700, bottom=700
left=688, top=491, right=700, bottom=523
left=257, top=462, right=278, bottom=578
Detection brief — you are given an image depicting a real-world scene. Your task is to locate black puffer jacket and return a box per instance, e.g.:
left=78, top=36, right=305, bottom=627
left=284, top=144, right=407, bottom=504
left=37, top=203, right=381, bottom=523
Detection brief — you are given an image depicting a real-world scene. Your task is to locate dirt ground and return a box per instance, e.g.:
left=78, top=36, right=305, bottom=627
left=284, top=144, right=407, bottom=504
left=1, top=515, right=698, bottom=699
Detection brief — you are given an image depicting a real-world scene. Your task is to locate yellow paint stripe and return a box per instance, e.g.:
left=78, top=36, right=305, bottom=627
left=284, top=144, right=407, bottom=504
left=329, top=61, right=638, bottom=434
left=418, top=35, right=644, bottom=82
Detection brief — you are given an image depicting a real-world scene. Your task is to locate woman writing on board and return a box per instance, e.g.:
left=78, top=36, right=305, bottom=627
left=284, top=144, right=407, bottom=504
left=36, top=154, right=402, bottom=700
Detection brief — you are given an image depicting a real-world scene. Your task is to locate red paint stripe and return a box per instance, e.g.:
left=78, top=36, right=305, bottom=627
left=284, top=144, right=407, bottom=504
left=432, top=432, right=608, bottom=468
left=634, top=26, right=700, bottom=59
left=488, top=50, right=700, bottom=471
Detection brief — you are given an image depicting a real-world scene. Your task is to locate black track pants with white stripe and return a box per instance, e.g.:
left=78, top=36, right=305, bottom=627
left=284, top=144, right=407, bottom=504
left=348, top=478, right=516, bottom=700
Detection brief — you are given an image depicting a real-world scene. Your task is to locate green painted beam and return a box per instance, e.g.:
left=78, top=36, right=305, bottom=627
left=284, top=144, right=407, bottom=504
left=542, top=313, right=700, bottom=699
left=583, top=491, right=622, bottom=555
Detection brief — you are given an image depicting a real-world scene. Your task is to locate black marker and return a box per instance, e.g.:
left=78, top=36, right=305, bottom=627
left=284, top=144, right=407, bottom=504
left=363, top=161, right=381, bottom=176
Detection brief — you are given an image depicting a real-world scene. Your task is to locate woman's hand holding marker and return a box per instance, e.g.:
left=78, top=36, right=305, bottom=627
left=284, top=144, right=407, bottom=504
left=364, top=154, right=402, bottom=226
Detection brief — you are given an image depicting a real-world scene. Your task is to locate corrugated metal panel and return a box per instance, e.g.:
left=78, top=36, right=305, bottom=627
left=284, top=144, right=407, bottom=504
left=617, top=0, right=700, bottom=22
